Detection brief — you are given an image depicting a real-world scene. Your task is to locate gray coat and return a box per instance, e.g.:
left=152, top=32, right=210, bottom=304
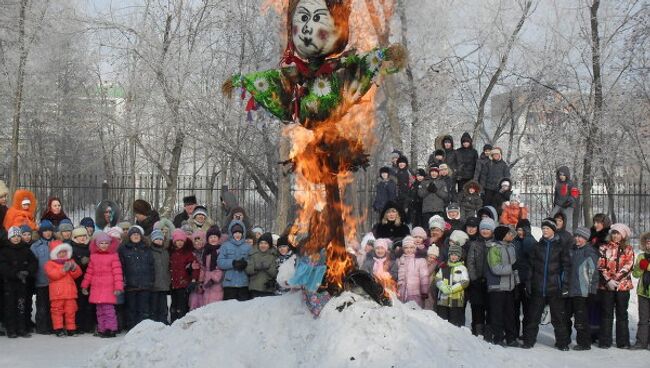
left=150, top=244, right=171, bottom=292
left=568, top=244, right=599, bottom=297
left=418, top=177, right=450, bottom=214
left=485, top=240, right=518, bottom=292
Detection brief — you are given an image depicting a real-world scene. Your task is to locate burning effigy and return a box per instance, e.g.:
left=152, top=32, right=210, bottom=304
left=224, top=0, right=405, bottom=316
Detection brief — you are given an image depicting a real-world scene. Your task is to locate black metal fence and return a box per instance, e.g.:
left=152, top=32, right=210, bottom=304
left=3, top=174, right=649, bottom=238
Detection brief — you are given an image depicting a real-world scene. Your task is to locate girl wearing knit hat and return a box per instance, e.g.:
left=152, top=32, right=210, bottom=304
left=361, top=238, right=398, bottom=288
left=596, top=223, right=635, bottom=349
left=411, top=227, right=428, bottom=258
left=397, top=236, right=430, bottom=308
left=189, top=230, right=207, bottom=310
left=169, top=229, right=199, bottom=322
left=200, top=225, right=225, bottom=304
left=118, top=225, right=154, bottom=329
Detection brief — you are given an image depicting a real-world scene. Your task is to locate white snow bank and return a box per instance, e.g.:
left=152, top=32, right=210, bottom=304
left=88, top=293, right=539, bottom=368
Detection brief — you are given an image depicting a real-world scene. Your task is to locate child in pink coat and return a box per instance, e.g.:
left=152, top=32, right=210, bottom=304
left=200, top=226, right=224, bottom=305
left=81, top=231, right=123, bottom=338
left=397, top=236, right=430, bottom=307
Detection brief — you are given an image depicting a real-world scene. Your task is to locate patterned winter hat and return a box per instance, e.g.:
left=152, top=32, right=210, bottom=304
left=541, top=218, right=557, bottom=232
left=192, top=206, right=208, bottom=219
left=448, top=243, right=463, bottom=258
left=151, top=229, right=165, bottom=242
left=8, top=226, right=22, bottom=239
left=479, top=218, right=496, bottom=232
left=374, top=238, right=392, bottom=251
left=127, top=225, right=144, bottom=237
left=402, top=236, right=415, bottom=248
left=429, top=215, right=446, bottom=231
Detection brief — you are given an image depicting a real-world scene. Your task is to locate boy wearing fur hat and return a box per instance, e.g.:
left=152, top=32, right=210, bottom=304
left=0, top=227, right=38, bottom=338
left=57, top=219, right=74, bottom=243
left=150, top=230, right=170, bottom=324
left=597, top=223, right=634, bottom=349
left=373, top=167, right=397, bottom=213
left=486, top=226, right=518, bottom=346
left=45, top=240, right=83, bottom=336
left=569, top=227, right=599, bottom=350
left=31, top=220, right=56, bottom=334
left=119, top=226, right=155, bottom=329
left=173, top=195, right=197, bottom=228
left=191, top=205, right=215, bottom=232
left=632, top=232, right=650, bottom=350
left=70, top=227, right=95, bottom=334
left=522, top=218, right=571, bottom=350
left=133, top=199, right=160, bottom=236
left=435, top=242, right=469, bottom=327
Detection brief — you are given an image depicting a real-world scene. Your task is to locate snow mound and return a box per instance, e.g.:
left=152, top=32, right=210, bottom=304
left=88, top=293, right=540, bottom=368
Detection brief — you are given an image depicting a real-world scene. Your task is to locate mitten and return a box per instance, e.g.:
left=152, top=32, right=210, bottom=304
left=427, top=182, right=437, bottom=193
left=606, top=279, right=619, bottom=291
left=81, top=256, right=90, bottom=265
left=439, top=284, right=452, bottom=295
left=63, top=262, right=72, bottom=271
left=82, top=288, right=89, bottom=296
left=232, top=259, right=240, bottom=269
left=237, top=259, right=248, bottom=271
left=640, top=258, right=650, bottom=271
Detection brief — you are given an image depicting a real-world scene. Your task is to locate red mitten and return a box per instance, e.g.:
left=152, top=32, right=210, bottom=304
left=640, top=258, right=650, bottom=271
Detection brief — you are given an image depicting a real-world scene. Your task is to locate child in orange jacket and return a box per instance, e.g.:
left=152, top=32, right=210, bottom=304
left=45, top=240, right=82, bottom=336
left=500, top=190, right=528, bottom=226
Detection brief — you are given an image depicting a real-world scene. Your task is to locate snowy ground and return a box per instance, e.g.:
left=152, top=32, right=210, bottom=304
left=1, top=292, right=647, bottom=368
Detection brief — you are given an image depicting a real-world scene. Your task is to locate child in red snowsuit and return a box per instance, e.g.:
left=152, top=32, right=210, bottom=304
left=45, top=240, right=82, bottom=336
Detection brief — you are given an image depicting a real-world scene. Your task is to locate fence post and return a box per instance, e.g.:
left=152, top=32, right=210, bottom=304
left=102, top=180, right=109, bottom=200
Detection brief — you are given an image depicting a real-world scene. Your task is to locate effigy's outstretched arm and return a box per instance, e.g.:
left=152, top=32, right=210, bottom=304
left=222, top=68, right=295, bottom=122
left=340, top=44, right=407, bottom=102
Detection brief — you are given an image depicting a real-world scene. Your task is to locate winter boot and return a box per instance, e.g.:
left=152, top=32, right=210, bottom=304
left=572, top=345, right=591, bottom=351
left=66, top=330, right=77, bottom=337
left=18, top=331, right=32, bottom=338
left=54, top=329, right=66, bottom=337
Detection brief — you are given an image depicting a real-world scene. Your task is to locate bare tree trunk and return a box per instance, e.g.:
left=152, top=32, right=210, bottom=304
left=161, top=131, right=184, bottom=217
left=276, top=137, right=292, bottom=233
left=9, top=0, right=29, bottom=196
left=473, top=1, right=532, bottom=140
left=397, top=0, right=420, bottom=167
left=582, top=0, right=603, bottom=228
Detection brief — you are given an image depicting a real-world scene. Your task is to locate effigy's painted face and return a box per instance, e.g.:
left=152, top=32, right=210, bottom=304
left=292, top=0, right=339, bottom=59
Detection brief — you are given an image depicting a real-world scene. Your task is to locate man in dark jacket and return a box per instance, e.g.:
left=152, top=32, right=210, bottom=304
left=394, top=156, right=413, bottom=219
left=441, top=135, right=458, bottom=174
left=512, top=219, right=536, bottom=339
left=373, top=167, right=398, bottom=213
left=455, top=132, right=479, bottom=192
left=481, top=147, right=511, bottom=209
left=133, top=199, right=160, bottom=237
left=473, top=144, right=492, bottom=187
left=522, top=218, right=572, bottom=350
left=550, top=166, right=580, bottom=231
left=427, top=149, right=446, bottom=168
left=173, top=195, right=197, bottom=228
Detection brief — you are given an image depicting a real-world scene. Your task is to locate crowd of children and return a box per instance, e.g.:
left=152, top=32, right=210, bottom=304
left=0, top=130, right=648, bottom=353
left=0, top=190, right=293, bottom=339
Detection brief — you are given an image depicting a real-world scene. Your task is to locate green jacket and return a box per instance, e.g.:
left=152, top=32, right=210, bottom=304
left=632, top=252, right=650, bottom=299
left=245, top=248, right=278, bottom=293
left=435, top=261, right=469, bottom=307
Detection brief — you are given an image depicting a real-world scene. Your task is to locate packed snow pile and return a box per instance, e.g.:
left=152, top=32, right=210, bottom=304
left=87, top=293, right=539, bottom=368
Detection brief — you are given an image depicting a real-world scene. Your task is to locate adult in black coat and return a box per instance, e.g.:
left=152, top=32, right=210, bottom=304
left=441, top=135, right=458, bottom=174
left=394, top=156, right=413, bottom=215
left=0, top=235, right=38, bottom=337
left=372, top=201, right=410, bottom=250
left=173, top=195, right=197, bottom=228
left=522, top=218, right=571, bottom=350
left=372, top=167, right=398, bottom=213
left=455, top=132, right=479, bottom=191
left=133, top=199, right=160, bottom=237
